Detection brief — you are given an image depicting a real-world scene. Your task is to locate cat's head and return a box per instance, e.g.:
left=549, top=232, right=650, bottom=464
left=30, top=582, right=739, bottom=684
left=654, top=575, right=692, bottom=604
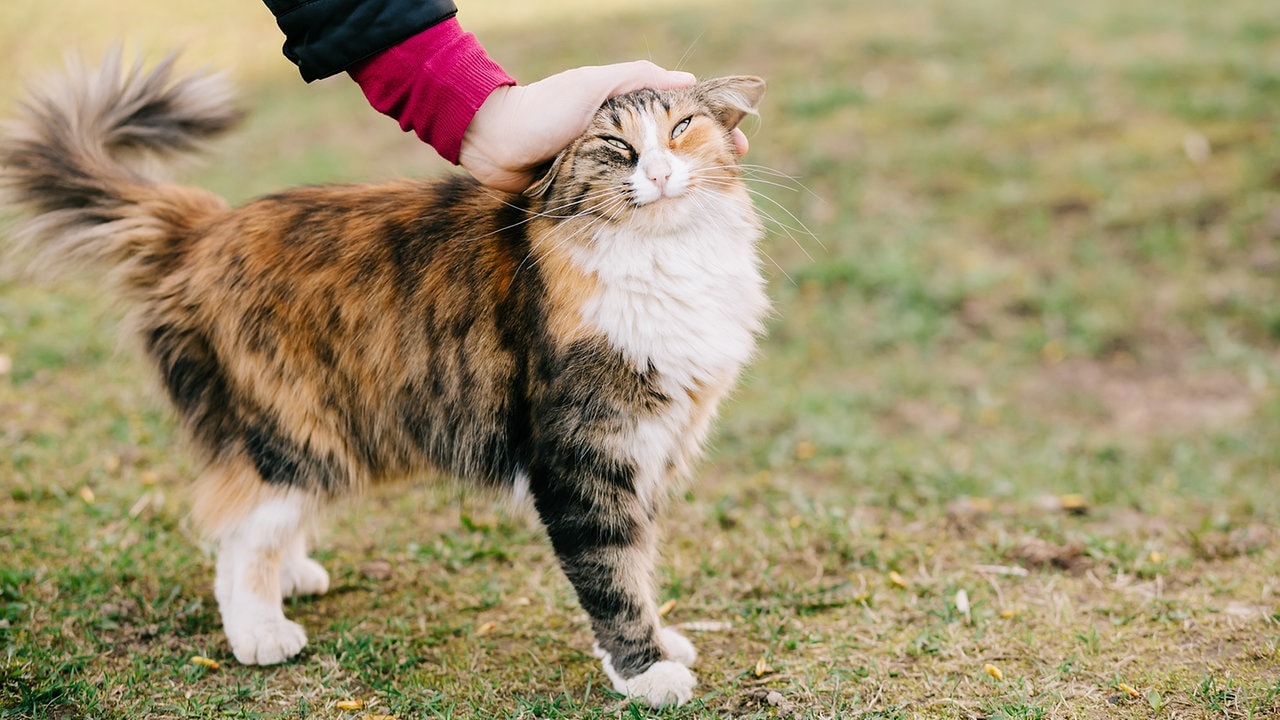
left=526, top=76, right=766, bottom=227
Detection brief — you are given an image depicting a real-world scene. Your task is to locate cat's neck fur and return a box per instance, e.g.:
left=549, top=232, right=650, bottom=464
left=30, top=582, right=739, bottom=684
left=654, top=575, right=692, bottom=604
left=546, top=186, right=768, bottom=392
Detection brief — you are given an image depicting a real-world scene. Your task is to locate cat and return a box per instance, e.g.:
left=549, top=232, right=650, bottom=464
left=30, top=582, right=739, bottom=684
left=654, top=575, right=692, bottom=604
left=0, top=53, right=767, bottom=708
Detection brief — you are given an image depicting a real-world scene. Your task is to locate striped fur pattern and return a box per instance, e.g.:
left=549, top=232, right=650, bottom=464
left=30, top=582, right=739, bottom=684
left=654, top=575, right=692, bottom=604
left=0, top=53, right=767, bottom=707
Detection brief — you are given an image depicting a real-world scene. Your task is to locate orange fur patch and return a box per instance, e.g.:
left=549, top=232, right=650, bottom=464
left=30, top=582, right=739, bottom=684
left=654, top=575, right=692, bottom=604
left=190, top=458, right=282, bottom=537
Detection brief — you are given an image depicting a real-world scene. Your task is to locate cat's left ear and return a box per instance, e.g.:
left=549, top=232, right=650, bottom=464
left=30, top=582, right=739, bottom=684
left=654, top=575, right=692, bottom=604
left=524, top=152, right=569, bottom=198
left=695, top=76, right=767, bottom=130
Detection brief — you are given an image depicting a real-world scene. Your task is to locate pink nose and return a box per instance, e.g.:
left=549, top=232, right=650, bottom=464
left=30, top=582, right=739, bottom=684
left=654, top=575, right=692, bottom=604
left=651, top=169, right=671, bottom=191
left=645, top=160, right=672, bottom=192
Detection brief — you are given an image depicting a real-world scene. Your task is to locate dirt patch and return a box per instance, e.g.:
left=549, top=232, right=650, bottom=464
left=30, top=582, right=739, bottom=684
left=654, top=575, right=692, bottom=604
left=1021, top=356, right=1259, bottom=437
left=1006, top=537, right=1092, bottom=574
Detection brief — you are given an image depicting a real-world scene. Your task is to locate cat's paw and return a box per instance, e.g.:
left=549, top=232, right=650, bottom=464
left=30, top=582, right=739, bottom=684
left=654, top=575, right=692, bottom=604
left=611, top=661, right=697, bottom=708
left=660, top=627, right=698, bottom=667
left=226, top=617, right=308, bottom=665
left=280, top=557, right=330, bottom=598
left=596, top=647, right=697, bottom=708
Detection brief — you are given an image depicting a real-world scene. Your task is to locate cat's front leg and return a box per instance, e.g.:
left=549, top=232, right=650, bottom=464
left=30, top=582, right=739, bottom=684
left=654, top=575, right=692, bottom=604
left=279, top=530, right=330, bottom=599
left=527, top=461, right=697, bottom=707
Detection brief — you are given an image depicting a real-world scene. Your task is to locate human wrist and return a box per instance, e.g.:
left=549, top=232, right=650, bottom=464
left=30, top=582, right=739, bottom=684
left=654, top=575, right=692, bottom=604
left=348, top=18, right=516, bottom=164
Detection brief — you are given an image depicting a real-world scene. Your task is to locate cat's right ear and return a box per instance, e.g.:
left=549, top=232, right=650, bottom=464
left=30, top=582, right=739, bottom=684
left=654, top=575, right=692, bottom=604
left=523, top=152, right=569, bottom=198
left=696, top=76, right=767, bottom=130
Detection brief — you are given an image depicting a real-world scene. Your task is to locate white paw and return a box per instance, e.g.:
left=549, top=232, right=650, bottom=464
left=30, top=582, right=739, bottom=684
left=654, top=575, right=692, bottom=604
left=226, top=617, right=308, bottom=665
left=280, top=557, right=330, bottom=598
left=597, top=647, right=698, bottom=708
left=660, top=627, right=698, bottom=667
left=617, top=661, right=698, bottom=708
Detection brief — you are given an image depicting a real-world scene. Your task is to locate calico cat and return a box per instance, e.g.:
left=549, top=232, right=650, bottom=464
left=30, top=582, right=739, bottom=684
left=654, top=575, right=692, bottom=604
left=0, top=54, right=767, bottom=707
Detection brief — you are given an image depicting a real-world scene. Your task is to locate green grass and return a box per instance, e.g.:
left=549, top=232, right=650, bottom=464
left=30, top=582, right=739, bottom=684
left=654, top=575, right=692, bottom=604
left=3, top=0, right=1280, bottom=717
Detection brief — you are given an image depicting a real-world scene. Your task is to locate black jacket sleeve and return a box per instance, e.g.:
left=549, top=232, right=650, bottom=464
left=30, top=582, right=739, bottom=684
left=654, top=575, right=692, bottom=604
left=263, top=0, right=459, bottom=81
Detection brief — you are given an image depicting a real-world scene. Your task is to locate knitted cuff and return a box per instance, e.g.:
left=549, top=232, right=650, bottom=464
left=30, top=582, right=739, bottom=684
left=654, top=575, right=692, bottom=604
left=348, top=18, right=517, bottom=164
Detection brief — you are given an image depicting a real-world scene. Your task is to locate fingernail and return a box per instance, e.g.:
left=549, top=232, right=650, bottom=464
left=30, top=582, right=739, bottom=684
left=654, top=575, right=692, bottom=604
left=670, top=71, right=697, bottom=86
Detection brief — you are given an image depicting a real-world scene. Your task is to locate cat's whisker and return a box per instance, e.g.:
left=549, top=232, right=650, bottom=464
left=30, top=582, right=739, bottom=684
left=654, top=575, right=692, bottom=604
left=676, top=187, right=795, bottom=285
left=690, top=178, right=820, bottom=255
left=468, top=187, right=630, bottom=253
left=698, top=162, right=824, bottom=206
left=478, top=185, right=625, bottom=221
left=512, top=193, right=631, bottom=278
left=674, top=33, right=704, bottom=74
left=691, top=177, right=824, bottom=257
left=758, top=247, right=798, bottom=287
left=688, top=185, right=799, bottom=287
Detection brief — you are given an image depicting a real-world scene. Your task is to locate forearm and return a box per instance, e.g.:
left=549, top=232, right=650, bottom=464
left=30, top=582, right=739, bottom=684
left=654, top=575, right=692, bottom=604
left=347, top=18, right=516, bottom=164
left=262, top=0, right=460, bottom=82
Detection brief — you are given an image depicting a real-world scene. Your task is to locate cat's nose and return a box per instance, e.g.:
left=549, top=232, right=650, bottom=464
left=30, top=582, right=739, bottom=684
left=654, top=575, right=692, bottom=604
left=645, top=159, right=672, bottom=193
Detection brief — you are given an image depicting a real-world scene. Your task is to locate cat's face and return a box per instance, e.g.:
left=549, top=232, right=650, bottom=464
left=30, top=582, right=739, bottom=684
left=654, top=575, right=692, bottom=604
left=528, top=76, right=766, bottom=229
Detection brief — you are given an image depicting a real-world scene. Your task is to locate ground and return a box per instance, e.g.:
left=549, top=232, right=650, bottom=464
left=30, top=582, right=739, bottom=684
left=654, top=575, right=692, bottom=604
left=2, top=0, right=1279, bottom=718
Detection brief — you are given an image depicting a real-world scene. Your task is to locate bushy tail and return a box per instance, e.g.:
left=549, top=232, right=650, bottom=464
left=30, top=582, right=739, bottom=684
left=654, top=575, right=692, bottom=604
left=0, top=50, right=242, bottom=298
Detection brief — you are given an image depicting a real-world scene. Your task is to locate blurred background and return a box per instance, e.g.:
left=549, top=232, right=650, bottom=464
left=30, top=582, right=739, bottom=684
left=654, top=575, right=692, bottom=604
left=2, top=0, right=1279, bottom=717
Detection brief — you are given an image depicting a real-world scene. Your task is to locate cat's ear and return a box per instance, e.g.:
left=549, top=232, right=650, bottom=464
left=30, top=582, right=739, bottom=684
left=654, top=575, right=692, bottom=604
left=523, top=152, right=568, bottom=198
left=696, top=76, right=767, bottom=130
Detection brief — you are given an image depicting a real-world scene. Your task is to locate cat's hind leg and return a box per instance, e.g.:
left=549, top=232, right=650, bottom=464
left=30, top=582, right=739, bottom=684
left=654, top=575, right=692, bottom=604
left=192, top=460, right=320, bottom=665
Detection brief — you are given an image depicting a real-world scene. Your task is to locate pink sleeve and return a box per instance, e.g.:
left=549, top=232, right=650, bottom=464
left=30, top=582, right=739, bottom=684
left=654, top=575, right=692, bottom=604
left=347, top=18, right=517, bottom=165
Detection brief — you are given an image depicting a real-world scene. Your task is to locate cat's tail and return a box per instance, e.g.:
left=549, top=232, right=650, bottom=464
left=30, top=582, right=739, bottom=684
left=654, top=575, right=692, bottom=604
left=0, top=50, right=241, bottom=299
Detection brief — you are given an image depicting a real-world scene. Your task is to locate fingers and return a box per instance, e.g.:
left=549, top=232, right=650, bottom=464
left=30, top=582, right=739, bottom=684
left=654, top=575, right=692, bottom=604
left=596, top=60, right=695, bottom=96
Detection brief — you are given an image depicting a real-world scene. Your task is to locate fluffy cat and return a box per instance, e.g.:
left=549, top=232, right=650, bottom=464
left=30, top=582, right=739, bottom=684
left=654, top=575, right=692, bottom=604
left=0, top=54, right=767, bottom=707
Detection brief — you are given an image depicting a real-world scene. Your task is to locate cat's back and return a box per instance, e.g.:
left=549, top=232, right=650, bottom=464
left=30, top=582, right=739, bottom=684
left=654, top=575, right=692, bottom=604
left=137, top=173, right=549, bottom=483
left=168, top=174, right=537, bottom=322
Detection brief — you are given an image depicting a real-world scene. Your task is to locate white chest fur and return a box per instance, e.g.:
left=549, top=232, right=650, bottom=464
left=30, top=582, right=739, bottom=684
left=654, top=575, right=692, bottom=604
left=569, top=195, right=768, bottom=506
left=571, top=201, right=768, bottom=390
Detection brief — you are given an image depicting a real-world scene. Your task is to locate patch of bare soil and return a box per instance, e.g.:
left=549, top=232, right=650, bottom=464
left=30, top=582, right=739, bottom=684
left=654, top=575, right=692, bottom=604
left=1022, top=355, right=1259, bottom=438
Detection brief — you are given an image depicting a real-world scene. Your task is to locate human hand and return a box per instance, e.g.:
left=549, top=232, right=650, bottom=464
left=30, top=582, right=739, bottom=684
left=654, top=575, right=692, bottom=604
left=459, top=61, right=750, bottom=193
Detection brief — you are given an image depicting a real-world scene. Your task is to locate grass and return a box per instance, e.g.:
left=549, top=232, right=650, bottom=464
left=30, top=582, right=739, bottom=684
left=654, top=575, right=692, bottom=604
left=3, top=0, right=1279, bottom=717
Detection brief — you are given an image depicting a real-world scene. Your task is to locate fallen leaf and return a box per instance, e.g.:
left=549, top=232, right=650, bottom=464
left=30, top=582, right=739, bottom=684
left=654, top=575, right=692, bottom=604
left=1183, top=132, right=1210, bottom=164
left=754, top=657, right=772, bottom=677
left=189, top=656, right=219, bottom=670
left=79, top=486, right=96, bottom=504
left=955, top=589, right=971, bottom=623
left=888, top=570, right=907, bottom=588
left=657, top=599, right=677, bottom=617
left=983, top=663, right=1004, bottom=680
left=335, top=699, right=365, bottom=711
left=1118, top=683, right=1140, bottom=698
left=1058, top=493, right=1089, bottom=515
left=475, top=621, right=497, bottom=636
left=1041, top=339, right=1067, bottom=365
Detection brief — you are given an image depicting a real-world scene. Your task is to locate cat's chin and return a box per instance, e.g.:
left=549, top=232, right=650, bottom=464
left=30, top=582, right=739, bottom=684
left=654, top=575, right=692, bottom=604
left=624, top=194, right=705, bottom=231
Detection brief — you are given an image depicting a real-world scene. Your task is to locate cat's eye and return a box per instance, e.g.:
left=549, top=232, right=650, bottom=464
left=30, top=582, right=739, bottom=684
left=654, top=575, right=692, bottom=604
left=671, top=117, right=693, bottom=139
left=602, top=137, right=634, bottom=154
